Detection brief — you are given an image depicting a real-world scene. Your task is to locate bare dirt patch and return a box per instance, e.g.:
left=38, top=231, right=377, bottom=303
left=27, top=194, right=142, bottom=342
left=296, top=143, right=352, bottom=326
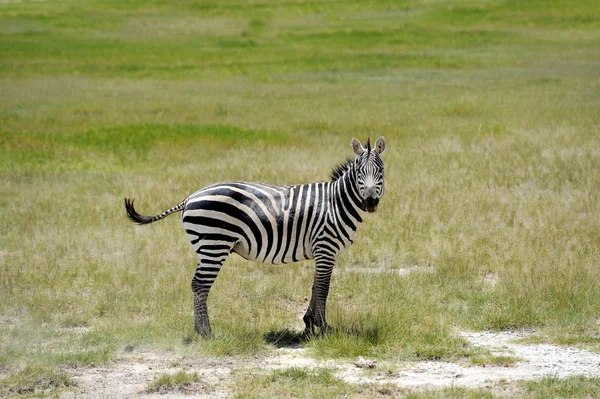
left=61, top=351, right=232, bottom=399
left=343, top=331, right=600, bottom=389
left=60, top=331, right=600, bottom=398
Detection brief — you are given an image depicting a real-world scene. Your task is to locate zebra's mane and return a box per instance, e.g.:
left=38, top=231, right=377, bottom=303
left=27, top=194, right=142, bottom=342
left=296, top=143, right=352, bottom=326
left=330, top=157, right=354, bottom=182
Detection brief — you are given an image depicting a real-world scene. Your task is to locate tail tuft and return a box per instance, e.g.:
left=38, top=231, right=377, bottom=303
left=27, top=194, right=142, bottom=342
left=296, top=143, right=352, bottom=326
left=124, top=198, right=156, bottom=225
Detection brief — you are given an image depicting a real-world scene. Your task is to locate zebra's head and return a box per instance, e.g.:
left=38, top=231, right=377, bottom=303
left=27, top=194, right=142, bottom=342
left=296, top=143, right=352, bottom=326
left=351, top=137, right=386, bottom=213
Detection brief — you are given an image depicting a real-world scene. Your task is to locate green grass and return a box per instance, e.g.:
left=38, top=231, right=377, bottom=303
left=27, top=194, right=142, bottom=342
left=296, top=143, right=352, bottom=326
left=469, top=354, right=520, bottom=367
left=234, top=374, right=600, bottom=399
left=521, top=376, right=600, bottom=399
left=233, top=367, right=359, bottom=398
left=1, top=1, right=600, bottom=396
left=145, top=369, right=200, bottom=394
left=2, top=0, right=598, bottom=80
left=0, top=365, right=76, bottom=398
left=405, top=387, right=495, bottom=399
left=234, top=367, right=498, bottom=399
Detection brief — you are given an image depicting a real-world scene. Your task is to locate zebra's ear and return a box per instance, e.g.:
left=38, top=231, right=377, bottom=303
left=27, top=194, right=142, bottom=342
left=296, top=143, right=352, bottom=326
left=351, top=138, right=365, bottom=155
left=374, top=136, right=386, bottom=155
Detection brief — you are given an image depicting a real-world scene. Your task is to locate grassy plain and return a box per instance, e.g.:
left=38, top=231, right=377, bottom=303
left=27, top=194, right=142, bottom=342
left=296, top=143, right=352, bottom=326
left=1, top=0, right=599, bottom=397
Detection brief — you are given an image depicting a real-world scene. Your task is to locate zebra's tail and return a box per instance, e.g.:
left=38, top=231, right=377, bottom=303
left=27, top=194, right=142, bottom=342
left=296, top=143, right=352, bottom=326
left=124, top=198, right=187, bottom=225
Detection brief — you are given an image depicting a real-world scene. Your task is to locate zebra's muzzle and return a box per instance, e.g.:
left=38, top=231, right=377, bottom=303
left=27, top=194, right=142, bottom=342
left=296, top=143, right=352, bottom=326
left=363, top=197, right=379, bottom=213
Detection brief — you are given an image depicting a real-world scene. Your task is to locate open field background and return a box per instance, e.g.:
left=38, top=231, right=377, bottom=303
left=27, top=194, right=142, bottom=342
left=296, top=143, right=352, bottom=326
left=1, top=0, right=599, bottom=397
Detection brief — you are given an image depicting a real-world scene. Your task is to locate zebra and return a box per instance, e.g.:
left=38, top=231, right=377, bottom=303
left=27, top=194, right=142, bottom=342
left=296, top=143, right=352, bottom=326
left=124, top=137, right=386, bottom=337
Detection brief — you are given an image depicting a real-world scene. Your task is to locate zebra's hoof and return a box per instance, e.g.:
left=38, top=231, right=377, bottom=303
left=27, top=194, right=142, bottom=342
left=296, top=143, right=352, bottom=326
left=303, top=323, right=332, bottom=337
left=320, top=323, right=333, bottom=335
left=197, top=330, right=214, bottom=339
left=194, top=325, right=213, bottom=338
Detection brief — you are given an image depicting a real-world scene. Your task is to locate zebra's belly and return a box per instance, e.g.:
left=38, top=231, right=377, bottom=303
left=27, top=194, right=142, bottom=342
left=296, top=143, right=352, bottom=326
left=232, top=241, right=313, bottom=265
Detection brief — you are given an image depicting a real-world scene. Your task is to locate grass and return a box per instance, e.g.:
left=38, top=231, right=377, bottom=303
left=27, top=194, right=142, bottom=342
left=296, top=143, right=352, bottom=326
left=404, top=388, right=495, bottom=399
left=233, top=370, right=600, bottom=398
left=233, top=374, right=600, bottom=398
left=235, top=372, right=600, bottom=398
left=469, top=354, right=520, bottom=368
left=516, top=326, right=600, bottom=353
left=0, top=365, right=76, bottom=398
left=1, top=0, right=600, bottom=396
left=233, top=367, right=361, bottom=398
left=145, top=369, right=200, bottom=394
left=233, top=367, right=499, bottom=398
left=521, top=376, right=600, bottom=399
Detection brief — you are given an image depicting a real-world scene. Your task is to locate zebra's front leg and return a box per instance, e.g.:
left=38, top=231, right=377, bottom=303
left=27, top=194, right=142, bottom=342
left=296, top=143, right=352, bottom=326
left=303, top=252, right=336, bottom=335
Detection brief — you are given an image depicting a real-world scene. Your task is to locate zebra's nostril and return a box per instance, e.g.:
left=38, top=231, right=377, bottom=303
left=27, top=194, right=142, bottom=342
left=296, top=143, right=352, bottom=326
left=363, top=197, right=379, bottom=213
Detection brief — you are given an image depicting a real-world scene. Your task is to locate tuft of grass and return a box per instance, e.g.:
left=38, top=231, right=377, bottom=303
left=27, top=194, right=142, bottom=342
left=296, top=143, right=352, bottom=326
left=403, top=387, right=494, bottom=399
left=0, top=364, right=76, bottom=398
left=521, top=376, right=600, bottom=398
left=188, top=331, right=270, bottom=357
left=516, top=325, right=600, bottom=352
left=233, top=367, right=357, bottom=398
left=273, top=367, right=338, bottom=384
left=469, top=354, right=520, bottom=367
left=145, top=369, right=200, bottom=394
left=405, top=387, right=495, bottom=399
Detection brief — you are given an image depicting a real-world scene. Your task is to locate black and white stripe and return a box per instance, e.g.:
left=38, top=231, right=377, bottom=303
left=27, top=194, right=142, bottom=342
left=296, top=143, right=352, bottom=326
left=125, top=137, right=386, bottom=336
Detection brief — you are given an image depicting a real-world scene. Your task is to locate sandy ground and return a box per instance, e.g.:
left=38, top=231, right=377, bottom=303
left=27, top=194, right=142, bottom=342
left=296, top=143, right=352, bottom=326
left=58, top=330, right=600, bottom=398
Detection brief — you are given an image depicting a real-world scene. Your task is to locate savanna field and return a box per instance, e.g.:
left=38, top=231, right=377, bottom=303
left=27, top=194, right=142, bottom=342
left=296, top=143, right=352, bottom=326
left=1, top=0, right=599, bottom=397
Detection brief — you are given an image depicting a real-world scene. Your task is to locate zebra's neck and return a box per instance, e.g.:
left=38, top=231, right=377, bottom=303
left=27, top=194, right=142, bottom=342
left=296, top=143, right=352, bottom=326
left=329, top=164, right=364, bottom=226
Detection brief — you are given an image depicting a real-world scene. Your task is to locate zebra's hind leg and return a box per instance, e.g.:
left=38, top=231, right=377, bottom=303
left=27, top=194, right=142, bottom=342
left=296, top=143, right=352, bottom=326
left=191, top=244, right=232, bottom=337
left=303, top=252, right=335, bottom=335
left=192, top=287, right=211, bottom=337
